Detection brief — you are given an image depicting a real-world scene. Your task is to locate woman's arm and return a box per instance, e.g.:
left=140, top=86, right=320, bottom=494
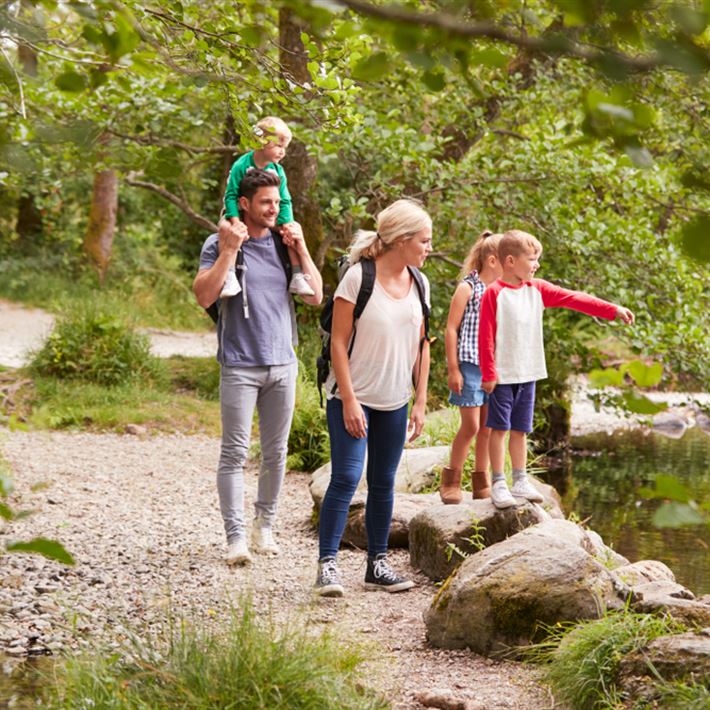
left=330, top=297, right=367, bottom=438
left=409, top=322, right=431, bottom=442
left=445, top=282, right=472, bottom=395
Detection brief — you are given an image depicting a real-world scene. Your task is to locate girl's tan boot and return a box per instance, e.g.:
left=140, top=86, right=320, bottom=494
left=439, top=466, right=463, bottom=504
left=472, top=471, right=491, bottom=499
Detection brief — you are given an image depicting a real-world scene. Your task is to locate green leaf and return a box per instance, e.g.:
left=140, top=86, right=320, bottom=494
left=623, top=144, right=653, bottom=167
left=352, top=52, right=391, bottom=81
left=422, top=70, right=445, bottom=92
left=627, top=360, right=663, bottom=387
left=6, top=537, right=75, bottom=565
left=588, top=366, right=625, bottom=388
left=652, top=501, right=705, bottom=528
left=468, top=48, right=509, bottom=68
left=0, top=502, right=14, bottom=521
left=622, top=391, right=667, bottom=414
left=55, top=71, right=88, bottom=92
left=681, top=216, right=710, bottom=263
left=639, top=474, right=691, bottom=503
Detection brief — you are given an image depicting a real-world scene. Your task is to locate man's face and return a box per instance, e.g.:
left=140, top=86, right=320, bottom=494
left=240, top=186, right=280, bottom=228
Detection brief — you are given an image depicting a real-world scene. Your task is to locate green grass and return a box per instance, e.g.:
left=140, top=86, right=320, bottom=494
left=40, top=605, right=389, bottom=710
left=527, top=611, right=688, bottom=710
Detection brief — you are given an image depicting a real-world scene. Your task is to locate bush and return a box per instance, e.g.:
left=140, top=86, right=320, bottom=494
left=30, top=309, right=163, bottom=387
left=45, top=605, right=388, bottom=709
left=287, top=365, right=330, bottom=472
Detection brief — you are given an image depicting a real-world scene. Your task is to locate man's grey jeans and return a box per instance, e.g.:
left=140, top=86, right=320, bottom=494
left=217, top=363, right=297, bottom=543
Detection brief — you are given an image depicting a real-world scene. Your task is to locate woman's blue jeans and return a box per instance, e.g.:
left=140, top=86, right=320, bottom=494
left=319, top=398, right=408, bottom=559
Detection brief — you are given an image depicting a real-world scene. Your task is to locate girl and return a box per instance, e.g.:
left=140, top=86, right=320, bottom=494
left=439, top=230, right=503, bottom=504
left=314, top=199, right=432, bottom=597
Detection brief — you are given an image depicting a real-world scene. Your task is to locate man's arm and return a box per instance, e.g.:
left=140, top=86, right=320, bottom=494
left=192, top=220, right=248, bottom=308
left=280, top=222, right=323, bottom=305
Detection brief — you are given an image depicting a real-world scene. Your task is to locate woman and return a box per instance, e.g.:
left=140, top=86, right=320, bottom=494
left=315, top=199, right=432, bottom=597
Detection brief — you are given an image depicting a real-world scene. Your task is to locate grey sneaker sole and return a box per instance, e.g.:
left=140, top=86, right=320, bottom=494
left=314, top=584, right=344, bottom=597
left=364, top=579, right=415, bottom=593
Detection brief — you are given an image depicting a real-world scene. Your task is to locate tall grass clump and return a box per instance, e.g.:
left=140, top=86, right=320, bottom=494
left=529, top=611, right=687, bottom=710
left=47, top=605, right=388, bottom=709
left=30, top=308, right=163, bottom=387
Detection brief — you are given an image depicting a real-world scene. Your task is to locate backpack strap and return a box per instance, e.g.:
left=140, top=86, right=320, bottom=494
left=406, top=265, right=430, bottom=391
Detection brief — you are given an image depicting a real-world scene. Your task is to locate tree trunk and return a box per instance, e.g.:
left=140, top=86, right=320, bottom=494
left=83, top=167, right=118, bottom=284
left=278, top=7, right=310, bottom=85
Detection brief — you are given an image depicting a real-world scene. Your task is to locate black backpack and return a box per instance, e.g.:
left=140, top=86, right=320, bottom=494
left=316, top=257, right=430, bottom=405
left=205, top=230, right=292, bottom=324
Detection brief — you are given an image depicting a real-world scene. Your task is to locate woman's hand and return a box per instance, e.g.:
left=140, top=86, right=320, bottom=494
left=448, top=368, right=463, bottom=395
left=343, top=397, right=367, bottom=439
left=408, top=401, right=426, bottom=442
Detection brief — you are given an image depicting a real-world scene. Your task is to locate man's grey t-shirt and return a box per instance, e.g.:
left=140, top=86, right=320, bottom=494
left=199, top=231, right=297, bottom=367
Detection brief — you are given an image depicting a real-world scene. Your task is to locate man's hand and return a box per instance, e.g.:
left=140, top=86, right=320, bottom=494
left=615, top=306, right=635, bottom=324
left=218, top=218, right=248, bottom=255
left=482, top=380, right=496, bottom=394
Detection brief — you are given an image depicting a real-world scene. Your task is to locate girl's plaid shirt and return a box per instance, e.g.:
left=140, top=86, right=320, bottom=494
left=457, top=270, right=485, bottom=365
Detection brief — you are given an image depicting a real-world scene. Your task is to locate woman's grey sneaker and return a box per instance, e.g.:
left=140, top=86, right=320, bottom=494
left=314, top=557, right=344, bottom=597
left=510, top=475, right=544, bottom=502
left=225, top=538, right=252, bottom=566
left=221, top=269, right=241, bottom=298
left=491, top=479, right=516, bottom=509
left=364, top=554, right=415, bottom=593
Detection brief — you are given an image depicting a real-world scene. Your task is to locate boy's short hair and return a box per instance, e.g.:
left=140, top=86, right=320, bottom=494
left=239, top=168, right=281, bottom=201
left=499, top=229, right=543, bottom=261
left=256, top=117, right=292, bottom=144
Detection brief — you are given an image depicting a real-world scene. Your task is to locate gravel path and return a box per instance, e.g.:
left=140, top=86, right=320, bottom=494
left=0, top=430, right=549, bottom=709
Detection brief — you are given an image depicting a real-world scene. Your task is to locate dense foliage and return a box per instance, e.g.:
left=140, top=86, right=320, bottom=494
left=1, top=0, right=708, bottom=397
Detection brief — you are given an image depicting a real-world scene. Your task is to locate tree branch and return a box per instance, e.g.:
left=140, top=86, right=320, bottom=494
left=334, top=0, right=670, bottom=72
left=108, top=129, right=239, bottom=155
left=125, top=175, right=217, bottom=232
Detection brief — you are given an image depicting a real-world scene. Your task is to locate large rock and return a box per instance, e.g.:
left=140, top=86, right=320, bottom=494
left=309, top=446, right=449, bottom=549
left=310, top=445, right=449, bottom=506
left=410, top=500, right=554, bottom=581
left=618, top=629, right=710, bottom=700
left=425, top=519, right=629, bottom=656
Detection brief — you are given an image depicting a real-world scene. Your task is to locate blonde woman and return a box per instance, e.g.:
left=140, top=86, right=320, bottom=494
left=314, top=199, right=432, bottom=597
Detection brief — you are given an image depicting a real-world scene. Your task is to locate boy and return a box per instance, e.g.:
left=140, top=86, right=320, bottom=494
left=478, top=229, right=634, bottom=509
left=220, top=116, right=314, bottom=298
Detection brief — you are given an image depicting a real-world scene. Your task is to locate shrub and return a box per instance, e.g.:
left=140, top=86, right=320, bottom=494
left=45, top=604, right=388, bottom=709
left=287, top=365, right=330, bottom=472
left=30, top=309, right=162, bottom=387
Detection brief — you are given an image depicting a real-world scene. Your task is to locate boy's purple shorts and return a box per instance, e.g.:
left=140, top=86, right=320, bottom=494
left=486, top=381, right=536, bottom=433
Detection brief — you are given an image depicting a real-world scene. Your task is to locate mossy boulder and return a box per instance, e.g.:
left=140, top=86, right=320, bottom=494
left=424, top=519, right=628, bottom=656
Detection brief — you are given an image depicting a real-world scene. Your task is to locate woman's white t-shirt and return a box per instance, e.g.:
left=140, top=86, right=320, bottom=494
left=325, top=261, right=430, bottom=411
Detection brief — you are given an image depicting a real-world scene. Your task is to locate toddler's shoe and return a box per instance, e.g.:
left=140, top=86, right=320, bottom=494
left=220, top=269, right=241, bottom=298
left=289, top=272, right=315, bottom=296
left=491, top=479, right=516, bottom=509
left=511, top=476, right=544, bottom=503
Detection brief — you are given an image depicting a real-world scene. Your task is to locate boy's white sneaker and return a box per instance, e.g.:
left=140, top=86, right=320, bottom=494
left=491, top=480, right=517, bottom=509
left=225, top=538, right=252, bottom=566
left=251, top=519, right=279, bottom=555
left=288, top=272, right=315, bottom=296
left=511, top=476, right=544, bottom=503
left=220, top=270, right=241, bottom=298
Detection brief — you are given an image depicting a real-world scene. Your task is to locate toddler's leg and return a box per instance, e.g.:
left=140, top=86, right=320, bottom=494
left=278, top=224, right=315, bottom=296
left=220, top=218, right=242, bottom=299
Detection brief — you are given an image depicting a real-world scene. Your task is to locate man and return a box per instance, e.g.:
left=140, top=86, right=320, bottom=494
left=193, top=169, right=323, bottom=565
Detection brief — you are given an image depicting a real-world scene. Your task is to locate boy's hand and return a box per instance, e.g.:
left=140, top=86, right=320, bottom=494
left=615, top=306, right=635, bottom=324
left=482, top=380, right=496, bottom=394
left=448, top=369, right=463, bottom=395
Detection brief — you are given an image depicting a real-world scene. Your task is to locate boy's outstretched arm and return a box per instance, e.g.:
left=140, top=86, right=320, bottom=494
left=537, top=280, right=634, bottom=324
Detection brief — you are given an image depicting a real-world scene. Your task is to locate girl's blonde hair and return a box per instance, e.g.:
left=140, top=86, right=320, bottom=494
left=348, top=199, right=432, bottom=264
left=462, top=230, right=503, bottom=276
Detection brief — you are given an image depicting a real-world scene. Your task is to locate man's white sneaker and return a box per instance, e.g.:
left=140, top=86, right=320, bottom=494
left=220, top=270, right=241, bottom=298
left=511, top=476, right=544, bottom=502
left=225, top=538, right=252, bottom=566
left=491, top=480, right=517, bottom=509
left=251, top=521, right=279, bottom=555
left=288, top=272, right=315, bottom=296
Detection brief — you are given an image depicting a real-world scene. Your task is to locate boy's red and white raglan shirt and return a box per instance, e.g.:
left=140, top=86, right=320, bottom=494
left=478, top=279, right=618, bottom=384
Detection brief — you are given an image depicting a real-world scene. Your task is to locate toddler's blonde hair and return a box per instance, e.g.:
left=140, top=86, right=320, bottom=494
left=256, top=116, right=292, bottom=144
